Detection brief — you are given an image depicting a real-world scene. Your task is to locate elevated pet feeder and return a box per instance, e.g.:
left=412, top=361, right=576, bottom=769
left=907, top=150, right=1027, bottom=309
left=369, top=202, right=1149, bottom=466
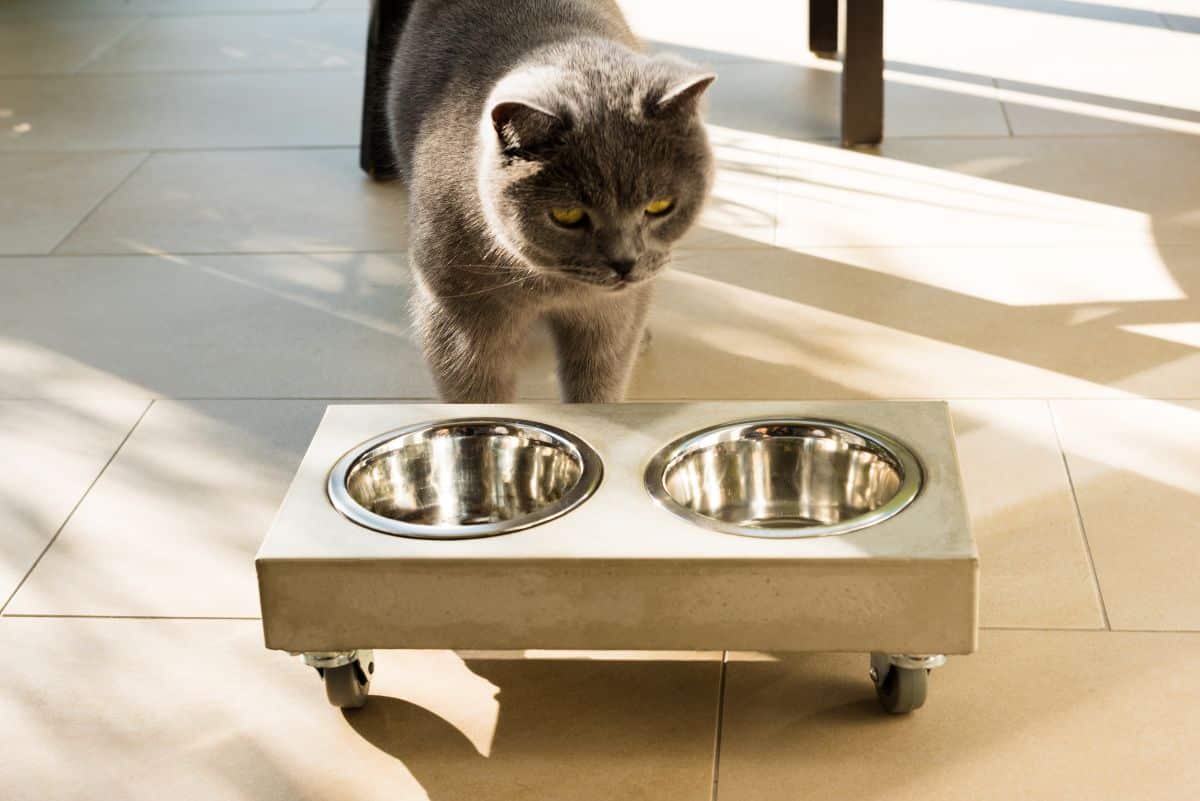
left=257, top=402, right=977, bottom=714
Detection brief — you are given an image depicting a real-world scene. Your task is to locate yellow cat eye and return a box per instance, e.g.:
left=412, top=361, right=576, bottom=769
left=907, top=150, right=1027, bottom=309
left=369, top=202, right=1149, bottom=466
left=645, top=197, right=675, bottom=216
left=550, top=207, right=586, bottom=227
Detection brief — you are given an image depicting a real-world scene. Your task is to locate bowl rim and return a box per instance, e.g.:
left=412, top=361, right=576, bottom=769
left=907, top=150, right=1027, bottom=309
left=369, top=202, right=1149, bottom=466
left=327, top=417, right=604, bottom=540
left=643, top=416, right=924, bottom=540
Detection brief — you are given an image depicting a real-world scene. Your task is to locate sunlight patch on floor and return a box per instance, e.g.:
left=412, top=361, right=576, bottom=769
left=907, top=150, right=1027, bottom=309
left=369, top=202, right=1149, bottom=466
left=1121, top=323, right=1200, bottom=348
left=656, top=270, right=1131, bottom=399
left=806, top=246, right=1185, bottom=306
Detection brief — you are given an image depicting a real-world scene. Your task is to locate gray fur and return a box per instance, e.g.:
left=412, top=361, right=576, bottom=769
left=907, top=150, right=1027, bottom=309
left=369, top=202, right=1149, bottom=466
left=386, top=0, right=714, bottom=402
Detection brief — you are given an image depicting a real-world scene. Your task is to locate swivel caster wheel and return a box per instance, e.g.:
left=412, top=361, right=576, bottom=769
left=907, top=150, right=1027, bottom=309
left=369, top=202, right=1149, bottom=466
left=869, top=653, right=945, bottom=715
left=302, top=650, right=374, bottom=709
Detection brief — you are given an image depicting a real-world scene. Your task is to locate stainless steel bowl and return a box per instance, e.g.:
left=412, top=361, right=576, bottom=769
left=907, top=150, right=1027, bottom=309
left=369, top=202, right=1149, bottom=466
left=328, top=419, right=602, bottom=539
left=645, top=418, right=922, bottom=539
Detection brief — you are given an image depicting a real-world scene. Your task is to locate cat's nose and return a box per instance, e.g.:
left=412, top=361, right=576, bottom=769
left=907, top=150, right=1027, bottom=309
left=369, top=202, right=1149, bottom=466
left=607, top=259, right=636, bottom=278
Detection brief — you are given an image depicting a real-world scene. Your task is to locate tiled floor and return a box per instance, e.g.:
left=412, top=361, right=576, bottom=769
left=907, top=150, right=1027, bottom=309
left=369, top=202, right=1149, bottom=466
left=1, top=0, right=1197, bottom=798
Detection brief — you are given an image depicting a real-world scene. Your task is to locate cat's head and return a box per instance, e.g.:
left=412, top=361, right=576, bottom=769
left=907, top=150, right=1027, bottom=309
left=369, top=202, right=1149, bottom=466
left=476, top=47, right=715, bottom=290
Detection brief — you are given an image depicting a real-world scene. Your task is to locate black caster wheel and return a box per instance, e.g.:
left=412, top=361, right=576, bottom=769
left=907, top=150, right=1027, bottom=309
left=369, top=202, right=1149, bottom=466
left=870, top=652, right=939, bottom=715
left=315, top=650, right=374, bottom=709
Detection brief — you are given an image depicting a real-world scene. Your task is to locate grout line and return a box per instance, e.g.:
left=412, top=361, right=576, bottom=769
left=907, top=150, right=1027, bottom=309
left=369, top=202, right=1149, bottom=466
left=679, top=243, right=1200, bottom=252
left=1158, top=13, right=1177, bottom=31
left=2, top=613, right=260, bottom=621
left=46, top=150, right=152, bottom=255
left=2, top=616, right=1194, bottom=632
left=0, top=396, right=441, bottom=402
left=4, top=396, right=1200, bottom=403
left=897, top=131, right=1195, bottom=140
left=0, top=8, right=354, bottom=22
left=982, top=625, right=1200, bottom=635
left=869, top=131, right=1193, bottom=141
left=125, top=396, right=439, bottom=402
left=1046, top=400, right=1113, bottom=631
left=11, top=241, right=1199, bottom=260
left=992, top=77, right=1015, bottom=137
left=1, top=66, right=363, bottom=79
left=1, top=131, right=1188, bottom=157
left=51, top=66, right=364, bottom=78
left=710, top=651, right=729, bottom=801
left=801, top=131, right=1197, bottom=142
left=0, top=400, right=154, bottom=616
left=39, top=247, right=407, bottom=258
left=161, top=396, right=437, bottom=401
left=0, top=144, right=357, bottom=156
left=1, top=129, right=1189, bottom=159
left=70, top=15, right=148, bottom=74
left=0, top=248, right=405, bottom=259
left=981, top=625, right=1106, bottom=632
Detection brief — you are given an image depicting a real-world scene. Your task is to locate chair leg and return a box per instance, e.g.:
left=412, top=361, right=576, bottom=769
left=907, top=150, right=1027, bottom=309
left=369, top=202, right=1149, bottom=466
left=841, top=0, right=884, bottom=147
left=809, top=0, right=839, bottom=58
left=359, top=0, right=407, bottom=179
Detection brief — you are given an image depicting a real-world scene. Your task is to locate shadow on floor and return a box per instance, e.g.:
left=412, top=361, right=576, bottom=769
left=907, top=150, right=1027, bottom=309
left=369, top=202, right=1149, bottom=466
left=345, top=655, right=722, bottom=801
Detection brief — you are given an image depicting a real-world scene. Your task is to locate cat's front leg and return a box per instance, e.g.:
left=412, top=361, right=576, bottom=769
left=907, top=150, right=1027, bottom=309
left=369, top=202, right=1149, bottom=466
left=549, top=286, right=652, bottom=403
left=411, top=286, right=528, bottom=403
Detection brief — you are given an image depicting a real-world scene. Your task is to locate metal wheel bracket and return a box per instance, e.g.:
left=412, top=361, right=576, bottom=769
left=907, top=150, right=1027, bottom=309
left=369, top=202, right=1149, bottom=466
left=887, top=653, right=947, bottom=672
left=870, top=652, right=946, bottom=683
left=301, top=649, right=374, bottom=673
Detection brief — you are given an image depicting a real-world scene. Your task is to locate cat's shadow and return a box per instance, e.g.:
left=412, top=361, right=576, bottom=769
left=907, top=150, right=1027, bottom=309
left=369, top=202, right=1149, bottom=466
left=342, top=655, right=724, bottom=800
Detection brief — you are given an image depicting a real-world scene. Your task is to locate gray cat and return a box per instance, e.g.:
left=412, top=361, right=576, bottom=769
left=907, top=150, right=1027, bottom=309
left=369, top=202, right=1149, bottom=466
left=385, top=0, right=715, bottom=402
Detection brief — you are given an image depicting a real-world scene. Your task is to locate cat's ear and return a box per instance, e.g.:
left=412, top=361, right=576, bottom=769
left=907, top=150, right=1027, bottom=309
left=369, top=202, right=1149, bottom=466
left=490, top=100, right=563, bottom=153
left=651, top=72, right=716, bottom=116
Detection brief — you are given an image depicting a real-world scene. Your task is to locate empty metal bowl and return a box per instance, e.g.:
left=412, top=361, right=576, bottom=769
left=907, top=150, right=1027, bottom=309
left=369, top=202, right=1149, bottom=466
left=645, top=418, right=922, bottom=539
left=328, top=419, right=602, bottom=539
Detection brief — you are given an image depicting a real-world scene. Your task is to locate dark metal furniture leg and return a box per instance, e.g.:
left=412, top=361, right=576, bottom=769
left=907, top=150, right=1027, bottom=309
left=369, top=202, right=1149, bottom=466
left=841, top=0, right=884, bottom=147
left=809, top=0, right=839, bottom=58
left=359, top=0, right=405, bottom=178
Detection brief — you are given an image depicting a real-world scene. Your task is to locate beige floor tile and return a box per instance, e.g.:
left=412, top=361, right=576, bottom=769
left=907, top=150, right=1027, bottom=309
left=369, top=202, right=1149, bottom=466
left=0, top=618, right=720, bottom=801
left=950, top=400, right=1103, bottom=628
left=0, top=71, right=359, bottom=151
left=708, top=61, right=1009, bottom=140
left=997, top=79, right=1200, bottom=136
left=774, top=136, right=1200, bottom=247
left=643, top=41, right=758, bottom=68
left=0, top=151, right=145, bottom=255
left=1052, top=400, right=1200, bottom=631
left=82, top=12, right=366, bottom=73
left=0, top=253, right=431, bottom=399
left=5, top=401, right=328, bottom=617
left=0, top=399, right=146, bottom=606
left=631, top=245, right=1199, bottom=399
left=57, top=149, right=407, bottom=254
left=0, top=17, right=139, bottom=75
left=884, top=0, right=1194, bottom=113
left=0, top=0, right=315, bottom=17
left=718, top=630, right=1200, bottom=801
left=618, top=0, right=810, bottom=65
left=967, top=0, right=1171, bottom=26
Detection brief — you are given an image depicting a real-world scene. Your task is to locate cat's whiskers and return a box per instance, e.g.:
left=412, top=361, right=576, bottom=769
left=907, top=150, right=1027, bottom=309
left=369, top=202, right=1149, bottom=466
left=434, top=270, right=536, bottom=299
left=444, top=261, right=524, bottom=277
